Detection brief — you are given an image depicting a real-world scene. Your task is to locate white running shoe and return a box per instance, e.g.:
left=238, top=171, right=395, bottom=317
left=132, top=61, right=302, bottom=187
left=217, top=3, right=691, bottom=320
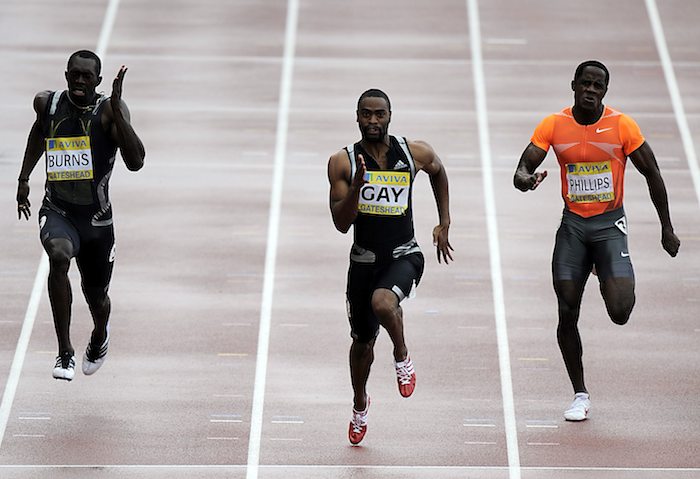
left=53, top=353, right=75, bottom=381
left=564, top=392, right=591, bottom=421
left=82, top=333, right=109, bottom=376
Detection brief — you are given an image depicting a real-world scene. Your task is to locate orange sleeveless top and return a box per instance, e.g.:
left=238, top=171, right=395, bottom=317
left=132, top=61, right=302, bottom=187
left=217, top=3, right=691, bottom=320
left=531, top=106, right=645, bottom=218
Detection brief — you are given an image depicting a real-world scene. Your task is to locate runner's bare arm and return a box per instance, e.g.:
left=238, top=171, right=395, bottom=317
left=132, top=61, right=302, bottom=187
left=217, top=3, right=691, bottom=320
left=410, top=140, right=453, bottom=264
left=628, top=141, right=680, bottom=257
left=104, top=66, right=145, bottom=171
left=513, top=142, right=548, bottom=191
left=328, top=150, right=366, bottom=233
left=16, top=91, right=51, bottom=220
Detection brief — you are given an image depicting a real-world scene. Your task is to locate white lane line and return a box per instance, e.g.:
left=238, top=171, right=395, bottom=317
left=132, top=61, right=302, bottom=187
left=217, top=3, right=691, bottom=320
left=645, top=0, right=700, bottom=208
left=96, top=0, right=120, bottom=58
left=466, top=1, right=520, bottom=478
left=0, top=0, right=121, bottom=452
left=0, top=254, right=48, bottom=448
left=246, top=1, right=298, bottom=478
left=0, top=465, right=698, bottom=472
left=207, top=437, right=239, bottom=441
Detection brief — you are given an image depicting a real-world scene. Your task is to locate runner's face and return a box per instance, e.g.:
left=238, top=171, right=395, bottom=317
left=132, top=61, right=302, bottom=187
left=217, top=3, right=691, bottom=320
left=572, top=66, right=607, bottom=112
left=65, top=57, right=101, bottom=105
left=357, top=97, right=391, bottom=143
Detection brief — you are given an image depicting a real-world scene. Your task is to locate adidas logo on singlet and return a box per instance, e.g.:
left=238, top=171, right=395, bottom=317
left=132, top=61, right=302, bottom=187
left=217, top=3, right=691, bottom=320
left=394, top=160, right=408, bottom=170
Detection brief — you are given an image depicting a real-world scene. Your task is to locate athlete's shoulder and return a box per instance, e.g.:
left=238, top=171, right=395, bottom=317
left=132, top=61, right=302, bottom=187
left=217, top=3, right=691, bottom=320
left=602, top=106, right=625, bottom=118
left=33, top=90, right=53, bottom=114
left=405, top=138, right=434, bottom=155
left=554, top=107, right=574, bottom=119
left=329, top=147, right=350, bottom=163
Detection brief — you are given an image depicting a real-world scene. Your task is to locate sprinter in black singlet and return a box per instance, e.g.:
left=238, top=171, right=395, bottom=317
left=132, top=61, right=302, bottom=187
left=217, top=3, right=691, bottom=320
left=328, top=89, right=453, bottom=445
left=16, top=50, right=145, bottom=381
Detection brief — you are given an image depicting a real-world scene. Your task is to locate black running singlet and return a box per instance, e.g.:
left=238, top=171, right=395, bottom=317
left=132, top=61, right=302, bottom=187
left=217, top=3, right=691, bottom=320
left=345, top=136, right=417, bottom=257
left=41, top=90, right=118, bottom=225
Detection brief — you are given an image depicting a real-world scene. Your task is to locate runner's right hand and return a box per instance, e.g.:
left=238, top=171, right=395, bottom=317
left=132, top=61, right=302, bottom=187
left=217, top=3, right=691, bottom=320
left=16, top=181, right=31, bottom=220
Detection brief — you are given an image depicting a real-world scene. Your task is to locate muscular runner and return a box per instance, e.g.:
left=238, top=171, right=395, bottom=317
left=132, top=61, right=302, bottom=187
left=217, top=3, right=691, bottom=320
left=16, top=50, right=145, bottom=381
left=328, top=89, right=453, bottom=444
left=513, top=60, right=680, bottom=421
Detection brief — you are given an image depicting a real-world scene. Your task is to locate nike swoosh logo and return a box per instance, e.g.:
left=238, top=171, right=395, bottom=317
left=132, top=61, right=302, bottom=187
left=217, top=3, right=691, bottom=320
left=620, top=251, right=630, bottom=257
left=596, top=127, right=613, bottom=134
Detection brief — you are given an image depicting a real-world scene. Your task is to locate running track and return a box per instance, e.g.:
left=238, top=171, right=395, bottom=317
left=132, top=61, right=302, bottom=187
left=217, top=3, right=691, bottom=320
left=0, top=0, right=698, bottom=478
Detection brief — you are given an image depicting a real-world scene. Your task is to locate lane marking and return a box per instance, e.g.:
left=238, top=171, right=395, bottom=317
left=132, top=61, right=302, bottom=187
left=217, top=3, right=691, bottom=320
left=246, top=1, right=299, bottom=478
left=207, top=437, right=239, bottom=441
left=271, top=416, right=303, bottom=424
left=217, top=353, right=248, bottom=357
left=645, top=0, right=700, bottom=208
left=485, top=38, right=527, bottom=45
left=466, top=1, right=520, bottom=478
left=0, top=254, right=49, bottom=448
left=1, top=465, right=697, bottom=472
left=0, top=0, right=120, bottom=451
left=465, top=441, right=498, bottom=445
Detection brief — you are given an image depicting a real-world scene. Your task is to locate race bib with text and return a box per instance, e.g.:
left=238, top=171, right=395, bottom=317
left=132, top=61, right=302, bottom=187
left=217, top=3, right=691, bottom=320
left=46, top=136, right=94, bottom=181
left=566, top=161, right=614, bottom=203
left=358, top=171, right=410, bottom=216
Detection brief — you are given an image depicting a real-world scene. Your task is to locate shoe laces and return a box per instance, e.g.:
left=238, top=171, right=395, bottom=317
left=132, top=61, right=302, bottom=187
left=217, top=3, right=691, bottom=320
left=395, top=358, right=414, bottom=385
left=350, top=409, right=367, bottom=433
left=55, top=353, right=75, bottom=369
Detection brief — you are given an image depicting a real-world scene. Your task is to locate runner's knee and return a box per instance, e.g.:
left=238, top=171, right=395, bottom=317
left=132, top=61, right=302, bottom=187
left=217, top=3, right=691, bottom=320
left=351, top=338, right=375, bottom=357
left=607, top=300, right=634, bottom=325
left=370, top=289, right=399, bottom=319
left=83, top=286, right=109, bottom=311
left=45, top=239, right=73, bottom=273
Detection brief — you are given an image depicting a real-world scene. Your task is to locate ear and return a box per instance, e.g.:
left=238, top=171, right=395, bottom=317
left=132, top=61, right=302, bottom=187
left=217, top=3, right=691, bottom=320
left=96, top=75, right=103, bottom=87
left=571, top=80, right=575, bottom=91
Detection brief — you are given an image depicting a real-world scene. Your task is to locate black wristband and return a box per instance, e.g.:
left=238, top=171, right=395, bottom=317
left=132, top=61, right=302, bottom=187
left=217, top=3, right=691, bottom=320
left=18, top=177, right=29, bottom=182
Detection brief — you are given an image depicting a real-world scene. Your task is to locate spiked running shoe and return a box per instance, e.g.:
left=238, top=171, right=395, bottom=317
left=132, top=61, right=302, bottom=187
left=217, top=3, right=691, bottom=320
left=82, top=333, right=109, bottom=376
left=564, top=392, right=591, bottom=421
left=53, top=352, right=75, bottom=381
left=394, top=355, right=416, bottom=398
left=348, top=396, right=370, bottom=445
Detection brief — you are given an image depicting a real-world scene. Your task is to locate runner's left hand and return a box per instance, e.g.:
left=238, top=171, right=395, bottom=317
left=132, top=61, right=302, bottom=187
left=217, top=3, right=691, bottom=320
left=661, top=227, right=680, bottom=257
left=111, top=65, right=127, bottom=110
left=432, top=224, right=454, bottom=264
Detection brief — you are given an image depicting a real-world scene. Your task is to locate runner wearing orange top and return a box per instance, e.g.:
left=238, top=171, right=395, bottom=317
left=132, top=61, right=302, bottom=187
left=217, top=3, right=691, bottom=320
left=513, top=60, right=680, bottom=421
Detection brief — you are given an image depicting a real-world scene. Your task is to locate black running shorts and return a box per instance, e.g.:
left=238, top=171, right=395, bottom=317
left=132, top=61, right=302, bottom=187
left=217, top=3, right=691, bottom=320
left=39, top=206, right=115, bottom=291
left=552, top=207, right=634, bottom=282
left=345, top=251, right=424, bottom=342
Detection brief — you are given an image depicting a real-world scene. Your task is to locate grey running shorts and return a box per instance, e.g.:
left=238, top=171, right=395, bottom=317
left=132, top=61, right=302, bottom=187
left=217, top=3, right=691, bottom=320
left=552, top=207, right=634, bottom=282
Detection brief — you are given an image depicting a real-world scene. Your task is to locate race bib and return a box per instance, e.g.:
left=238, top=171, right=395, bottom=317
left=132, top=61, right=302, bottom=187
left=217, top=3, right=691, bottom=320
left=46, top=136, right=94, bottom=181
left=566, top=161, right=614, bottom=203
left=358, top=171, right=410, bottom=216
